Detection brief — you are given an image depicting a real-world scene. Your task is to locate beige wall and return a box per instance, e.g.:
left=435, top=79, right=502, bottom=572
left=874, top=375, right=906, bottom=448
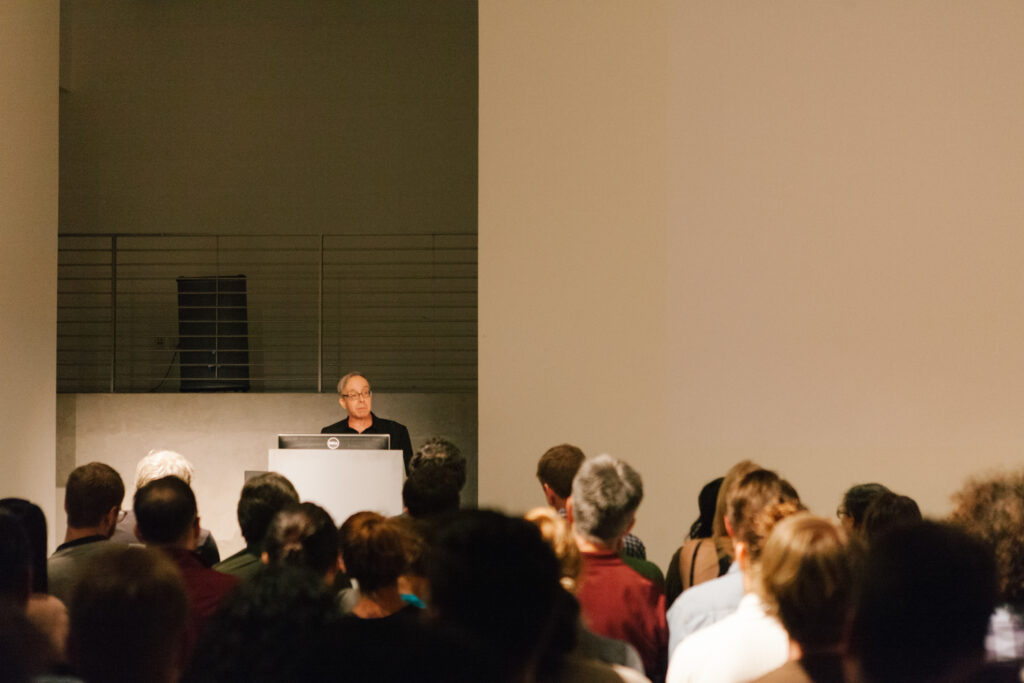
left=480, top=1, right=1024, bottom=568
left=57, top=391, right=477, bottom=556
left=0, top=1, right=59, bottom=544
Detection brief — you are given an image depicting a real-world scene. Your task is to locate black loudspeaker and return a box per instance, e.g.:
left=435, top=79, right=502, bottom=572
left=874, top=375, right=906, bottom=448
left=176, top=275, right=250, bottom=392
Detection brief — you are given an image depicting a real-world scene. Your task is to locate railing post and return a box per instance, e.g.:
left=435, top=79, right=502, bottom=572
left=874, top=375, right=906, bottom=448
left=109, top=235, right=117, bottom=392
left=318, top=233, right=324, bottom=393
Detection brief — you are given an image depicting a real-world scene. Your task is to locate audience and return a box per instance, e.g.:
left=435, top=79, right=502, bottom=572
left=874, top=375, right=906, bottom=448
left=402, top=464, right=461, bottom=518
left=429, top=508, right=648, bottom=683
left=0, top=498, right=68, bottom=661
left=18, top=448, right=1024, bottom=683
left=0, top=509, right=32, bottom=609
left=261, top=502, right=340, bottom=587
left=950, top=470, right=1024, bottom=662
left=390, top=515, right=431, bottom=607
left=848, top=521, right=997, bottom=683
left=409, top=437, right=467, bottom=492
left=338, top=511, right=420, bottom=621
left=666, top=498, right=804, bottom=683
left=214, top=471, right=299, bottom=580
left=569, top=454, right=667, bottom=681
left=112, top=449, right=220, bottom=566
left=752, top=514, right=862, bottom=683
left=68, top=544, right=189, bottom=683
left=0, top=601, right=54, bottom=683
left=710, top=461, right=763, bottom=568
left=836, top=483, right=890, bottom=533
left=860, top=491, right=922, bottom=544
left=48, top=462, right=125, bottom=605
left=538, top=443, right=648, bottom=561
left=525, top=506, right=646, bottom=674
left=134, top=475, right=238, bottom=649
left=185, top=565, right=340, bottom=683
left=665, top=477, right=726, bottom=606
left=666, top=463, right=792, bottom=656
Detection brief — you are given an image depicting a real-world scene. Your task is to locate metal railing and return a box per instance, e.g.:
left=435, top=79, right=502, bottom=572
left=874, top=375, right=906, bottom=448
left=57, top=233, right=477, bottom=393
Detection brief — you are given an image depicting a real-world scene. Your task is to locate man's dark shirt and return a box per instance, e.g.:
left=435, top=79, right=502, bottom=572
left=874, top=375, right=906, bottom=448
left=322, top=412, right=413, bottom=472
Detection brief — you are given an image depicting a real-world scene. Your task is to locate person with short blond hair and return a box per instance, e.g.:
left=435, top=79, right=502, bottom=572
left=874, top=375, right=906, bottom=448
left=752, top=514, right=862, bottom=683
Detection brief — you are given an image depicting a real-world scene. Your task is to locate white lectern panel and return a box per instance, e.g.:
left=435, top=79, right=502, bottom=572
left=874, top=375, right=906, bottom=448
left=268, top=448, right=404, bottom=525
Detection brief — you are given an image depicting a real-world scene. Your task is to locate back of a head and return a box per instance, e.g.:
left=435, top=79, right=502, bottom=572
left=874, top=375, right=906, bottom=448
left=570, top=454, right=643, bottom=547
left=758, top=514, right=861, bottom=653
left=841, top=483, right=891, bottom=529
left=236, top=472, right=299, bottom=548
left=950, top=470, right=1024, bottom=604
left=524, top=506, right=582, bottom=594
left=0, top=498, right=48, bottom=594
left=338, top=511, right=406, bottom=593
left=428, top=509, right=561, bottom=669
left=402, top=465, right=460, bottom=518
left=263, top=503, right=338, bottom=579
left=135, top=449, right=194, bottom=490
left=389, top=515, right=430, bottom=578
left=133, top=475, right=197, bottom=545
left=850, top=521, right=997, bottom=683
left=409, top=438, right=467, bottom=491
left=64, top=462, right=125, bottom=529
left=728, top=469, right=800, bottom=547
left=690, top=477, right=724, bottom=539
left=713, top=460, right=763, bottom=559
left=69, top=545, right=188, bottom=683
left=536, top=444, right=586, bottom=500
left=0, top=602, right=58, bottom=683
left=185, top=564, right=338, bottom=683
left=861, top=492, right=922, bottom=544
left=0, top=510, right=31, bottom=607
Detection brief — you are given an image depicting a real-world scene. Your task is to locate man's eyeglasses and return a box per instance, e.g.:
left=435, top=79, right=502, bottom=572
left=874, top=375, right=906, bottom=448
left=341, top=390, right=372, bottom=401
left=117, top=509, right=128, bottom=523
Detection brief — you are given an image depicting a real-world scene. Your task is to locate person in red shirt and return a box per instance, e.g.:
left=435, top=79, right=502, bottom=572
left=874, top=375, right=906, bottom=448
left=568, top=454, right=668, bottom=682
left=134, top=476, right=238, bottom=652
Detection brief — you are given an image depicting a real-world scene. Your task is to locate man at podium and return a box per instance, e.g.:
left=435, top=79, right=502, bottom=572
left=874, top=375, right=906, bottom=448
left=322, top=372, right=414, bottom=472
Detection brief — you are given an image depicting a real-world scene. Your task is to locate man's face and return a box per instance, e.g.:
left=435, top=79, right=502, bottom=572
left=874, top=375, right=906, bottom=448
left=339, top=375, right=372, bottom=420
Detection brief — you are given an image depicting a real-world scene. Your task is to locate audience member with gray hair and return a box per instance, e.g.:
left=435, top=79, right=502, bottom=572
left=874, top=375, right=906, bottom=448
left=111, top=449, right=220, bottom=566
left=569, top=454, right=667, bottom=681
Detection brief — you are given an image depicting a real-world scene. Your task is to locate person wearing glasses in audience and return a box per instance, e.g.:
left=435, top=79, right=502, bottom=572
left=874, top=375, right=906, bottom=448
left=322, top=372, right=414, bottom=472
left=48, top=462, right=126, bottom=605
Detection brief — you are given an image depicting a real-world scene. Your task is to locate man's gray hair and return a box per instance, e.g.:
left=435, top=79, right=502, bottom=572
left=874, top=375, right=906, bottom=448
left=135, top=450, right=194, bottom=489
left=337, top=371, right=366, bottom=396
left=570, top=454, right=643, bottom=546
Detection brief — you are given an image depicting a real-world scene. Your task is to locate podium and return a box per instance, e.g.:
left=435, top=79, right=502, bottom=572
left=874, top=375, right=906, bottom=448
left=268, top=448, right=404, bottom=526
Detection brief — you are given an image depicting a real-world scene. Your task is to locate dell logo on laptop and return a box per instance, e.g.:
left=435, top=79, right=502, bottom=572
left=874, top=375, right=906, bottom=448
left=327, top=437, right=340, bottom=450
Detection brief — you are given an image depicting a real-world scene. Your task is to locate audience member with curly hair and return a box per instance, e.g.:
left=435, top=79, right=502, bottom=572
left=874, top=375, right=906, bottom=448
left=950, top=470, right=1024, bottom=662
